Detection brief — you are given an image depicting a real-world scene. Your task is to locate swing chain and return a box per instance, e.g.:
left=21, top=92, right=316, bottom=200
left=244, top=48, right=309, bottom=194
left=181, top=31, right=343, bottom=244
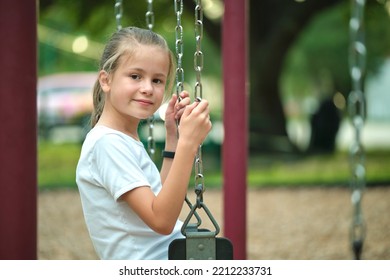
left=194, top=0, right=205, bottom=207
left=194, top=0, right=204, bottom=100
left=115, top=0, right=123, bottom=31
left=147, top=120, right=156, bottom=158
left=348, top=0, right=366, bottom=260
left=173, top=0, right=203, bottom=229
left=175, top=0, right=185, bottom=96
left=146, top=0, right=156, bottom=158
left=145, top=0, right=155, bottom=30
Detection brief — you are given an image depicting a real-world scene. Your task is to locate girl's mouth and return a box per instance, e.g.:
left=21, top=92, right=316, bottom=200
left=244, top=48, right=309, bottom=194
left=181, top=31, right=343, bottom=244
left=134, top=99, right=153, bottom=106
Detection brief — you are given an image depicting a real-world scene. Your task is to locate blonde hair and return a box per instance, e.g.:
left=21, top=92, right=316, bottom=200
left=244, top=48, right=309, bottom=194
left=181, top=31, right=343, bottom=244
left=91, top=27, right=176, bottom=127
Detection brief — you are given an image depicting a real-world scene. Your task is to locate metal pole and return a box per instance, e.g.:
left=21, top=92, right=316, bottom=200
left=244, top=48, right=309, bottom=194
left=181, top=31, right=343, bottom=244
left=0, top=0, right=37, bottom=259
left=222, top=0, right=248, bottom=260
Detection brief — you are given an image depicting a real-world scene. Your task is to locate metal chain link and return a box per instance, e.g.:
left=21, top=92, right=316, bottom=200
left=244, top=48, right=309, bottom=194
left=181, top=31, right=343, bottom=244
left=145, top=0, right=155, bottom=30
left=194, top=1, right=204, bottom=100
left=173, top=0, right=204, bottom=232
left=173, top=0, right=220, bottom=238
left=174, top=0, right=185, bottom=97
left=193, top=0, right=205, bottom=207
left=173, top=0, right=205, bottom=207
left=145, top=0, right=156, bottom=158
left=114, top=1, right=156, bottom=158
left=348, top=0, right=366, bottom=260
left=146, top=118, right=156, bottom=158
left=115, top=0, right=123, bottom=31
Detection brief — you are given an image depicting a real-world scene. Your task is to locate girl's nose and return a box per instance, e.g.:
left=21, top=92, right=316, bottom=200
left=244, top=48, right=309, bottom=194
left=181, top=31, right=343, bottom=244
left=140, top=80, right=153, bottom=95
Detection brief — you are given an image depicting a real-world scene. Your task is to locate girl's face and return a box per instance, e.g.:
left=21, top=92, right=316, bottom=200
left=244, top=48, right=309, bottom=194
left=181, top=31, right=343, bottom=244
left=100, top=45, right=170, bottom=124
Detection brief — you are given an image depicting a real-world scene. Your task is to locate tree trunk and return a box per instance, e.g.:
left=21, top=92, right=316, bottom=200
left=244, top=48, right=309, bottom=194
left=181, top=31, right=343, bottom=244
left=249, top=0, right=341, bottom=153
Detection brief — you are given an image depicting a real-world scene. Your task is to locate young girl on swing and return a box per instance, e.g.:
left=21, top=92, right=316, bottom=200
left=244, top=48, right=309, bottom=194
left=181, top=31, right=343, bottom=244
left=76, top=26, right=212, bottom=260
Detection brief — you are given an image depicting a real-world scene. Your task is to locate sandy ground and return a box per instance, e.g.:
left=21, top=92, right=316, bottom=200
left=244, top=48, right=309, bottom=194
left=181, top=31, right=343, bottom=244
left=38, top=186, right=390, bottom=260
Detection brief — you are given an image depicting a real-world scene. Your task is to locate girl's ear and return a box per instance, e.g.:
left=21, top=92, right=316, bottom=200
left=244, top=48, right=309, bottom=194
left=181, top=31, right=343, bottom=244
left=99, top=70, right=111, bottom=93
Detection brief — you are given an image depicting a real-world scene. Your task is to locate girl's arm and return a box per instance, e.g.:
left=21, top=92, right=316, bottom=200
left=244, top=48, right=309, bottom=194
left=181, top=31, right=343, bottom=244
left=160, top=92, right=190, bottom=185
left=120, top=99, right=211, bottom=235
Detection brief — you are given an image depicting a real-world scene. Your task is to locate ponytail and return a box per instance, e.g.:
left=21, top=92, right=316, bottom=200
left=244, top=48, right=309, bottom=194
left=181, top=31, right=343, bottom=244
left=90, top=79, right=105, bottom=127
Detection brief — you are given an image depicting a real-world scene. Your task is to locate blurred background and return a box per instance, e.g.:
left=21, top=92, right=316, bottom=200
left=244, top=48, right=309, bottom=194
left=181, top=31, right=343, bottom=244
left=37, top=0, right=390, bottom=188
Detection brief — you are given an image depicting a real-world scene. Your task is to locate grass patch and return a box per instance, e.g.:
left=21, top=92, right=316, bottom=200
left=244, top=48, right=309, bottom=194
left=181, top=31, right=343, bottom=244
left=203, top=152, right=390, bottom=188
left=38, top=142, right=390, bottom=190
left=38, top=141, right=81, bottom=189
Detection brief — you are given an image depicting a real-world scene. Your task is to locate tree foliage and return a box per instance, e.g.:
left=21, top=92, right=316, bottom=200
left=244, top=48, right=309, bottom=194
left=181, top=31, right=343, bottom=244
left=38, top=0, right=390, bottom=153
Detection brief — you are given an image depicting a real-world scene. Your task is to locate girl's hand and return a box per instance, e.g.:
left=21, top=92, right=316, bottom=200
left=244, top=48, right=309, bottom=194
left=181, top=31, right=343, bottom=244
left=178, top=98, right=212, bottom=153
left=164, top=91, right=190, bottom=135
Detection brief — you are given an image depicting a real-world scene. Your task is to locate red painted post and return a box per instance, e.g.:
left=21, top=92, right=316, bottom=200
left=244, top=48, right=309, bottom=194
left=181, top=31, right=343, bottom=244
left=222, top=0, right=248, bottom=259
left=0, top=1, right=37, bottom=259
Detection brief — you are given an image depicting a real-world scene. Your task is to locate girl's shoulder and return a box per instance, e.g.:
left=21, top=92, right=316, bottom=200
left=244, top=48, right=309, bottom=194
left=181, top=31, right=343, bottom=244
left=87, top=126, right=141, bottom=145
left=81, top=126, right=144, bottom=156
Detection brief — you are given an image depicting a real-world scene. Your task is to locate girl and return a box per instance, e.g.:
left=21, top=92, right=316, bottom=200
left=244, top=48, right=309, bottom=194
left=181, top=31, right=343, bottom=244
left=76, top=27, right=212, bottom=260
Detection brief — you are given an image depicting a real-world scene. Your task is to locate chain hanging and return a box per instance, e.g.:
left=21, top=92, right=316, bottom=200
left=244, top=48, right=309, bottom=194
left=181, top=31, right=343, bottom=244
left=145, top=0, right=155, bottom=30
left=174, top=0, right=202, bottom=231
left=115, top=0, right=123, bottom=31
left=145, top=0, right=156, bottom=158
left=348, top=0, right=366, bottom=260
left=193, top=0, right=205, bottom=207
left=174, top=0, right=185, bottom=97
left=114, top=1, right=156, bottom=157
left=172, top=0, right=220, bottom=239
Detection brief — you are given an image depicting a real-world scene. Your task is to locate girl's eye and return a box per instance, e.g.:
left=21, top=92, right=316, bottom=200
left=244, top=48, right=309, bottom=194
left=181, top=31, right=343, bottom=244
left=154, top=78, right=166, bottom=85
left=130, top=74, right=140, bottom=80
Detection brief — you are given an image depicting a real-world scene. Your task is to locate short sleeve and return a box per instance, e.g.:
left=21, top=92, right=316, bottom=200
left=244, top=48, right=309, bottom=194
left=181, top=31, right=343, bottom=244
left=90, top=134, right=151, bottom=201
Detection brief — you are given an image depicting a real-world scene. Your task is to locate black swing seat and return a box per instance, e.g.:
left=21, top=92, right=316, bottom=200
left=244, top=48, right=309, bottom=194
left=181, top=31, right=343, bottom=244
left=168, top=229, right=234, bottom=260
left=169, top=194, right=234, bottom=259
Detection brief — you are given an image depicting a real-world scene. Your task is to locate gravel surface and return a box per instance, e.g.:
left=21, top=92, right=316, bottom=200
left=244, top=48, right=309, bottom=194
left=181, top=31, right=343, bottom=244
left=38, top=187, right=390, bottom=260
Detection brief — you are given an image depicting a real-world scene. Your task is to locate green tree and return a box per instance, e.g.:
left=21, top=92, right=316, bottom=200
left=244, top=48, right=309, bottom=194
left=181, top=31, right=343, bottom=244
left=39, top=0, right=390, bottom=153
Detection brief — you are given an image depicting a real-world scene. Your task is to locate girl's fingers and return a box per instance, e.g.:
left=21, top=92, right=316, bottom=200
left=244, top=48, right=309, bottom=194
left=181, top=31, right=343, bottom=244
left=175, top=96, right=210, bottom=123
left=169, top=94, right=178, bottom=105
left=180, top=100, right=209, bottom=124
left=179, top=91, right=190, bottom=100
left=191, top=99, right=209, bottom=115
left=176, top=97, right=190, bottom=110
left=165, top=94, right=178, bottom=116
left=175, top=98, right=191, bottom=119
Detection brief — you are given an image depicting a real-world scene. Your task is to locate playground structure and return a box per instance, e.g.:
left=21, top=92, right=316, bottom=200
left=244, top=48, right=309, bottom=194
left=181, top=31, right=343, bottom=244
left=0, top=0, right=37, bottom=259
left=0, top=0, right=370, bottom=260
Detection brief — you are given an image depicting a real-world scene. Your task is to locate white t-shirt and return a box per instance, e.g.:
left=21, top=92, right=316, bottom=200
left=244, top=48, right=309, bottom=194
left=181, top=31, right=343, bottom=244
left=76, top=125, right=183, bottom=260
